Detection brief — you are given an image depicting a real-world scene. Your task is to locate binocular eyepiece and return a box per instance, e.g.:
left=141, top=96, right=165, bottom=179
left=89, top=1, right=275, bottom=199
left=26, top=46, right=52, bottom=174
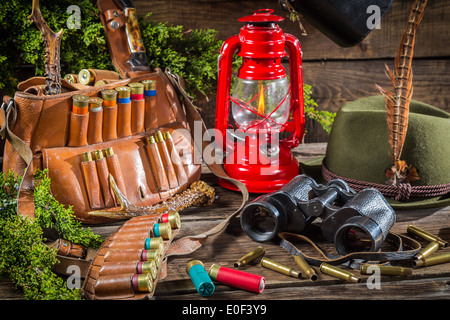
left=240, top=175, right=396, bottom=256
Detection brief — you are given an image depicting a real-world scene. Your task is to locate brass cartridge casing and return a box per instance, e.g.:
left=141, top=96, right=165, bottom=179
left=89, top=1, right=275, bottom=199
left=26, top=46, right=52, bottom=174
left=155, top=130, right=165, bottom=143
left=101, top=89, right=118, bottom=101
left=146, top=237, right=164, bottom=251
left=412, top=252, right=450, bottom=268
left=116, top=86, right=131, bottom=98
left=104, top=147, right=114, bottom=157
left=93, top=149, right=104, bottom=160
left=261, top=257, right=301, bottom=279
left=320, top=263, right=361, bottom=283
left=234, top=246, right=265, bottom=268
left=142, top=79, right=156, bottom=90
left=78, top=69, right=94, bottom=85
left=415, top=241, right=440, bottom=261
left=128, top=82, right=144, bottom=94
left=82, top=151, right=93, bottom=162
left=407, top=225, right=448, bottom=248
left=146, top=136, right=157, bottom=144
left=293, top=254, right=317, bottom=281
left=360, top=264, right=412, bottom=276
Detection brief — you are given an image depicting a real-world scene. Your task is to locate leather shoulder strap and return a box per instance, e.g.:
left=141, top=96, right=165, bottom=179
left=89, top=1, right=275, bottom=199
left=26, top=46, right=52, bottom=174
left=164, top=69, right=249, bottom=256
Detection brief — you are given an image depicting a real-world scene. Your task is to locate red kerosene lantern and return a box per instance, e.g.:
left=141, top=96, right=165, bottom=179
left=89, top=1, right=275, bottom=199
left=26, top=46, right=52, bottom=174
left=215, top=9, right=305, bottom=193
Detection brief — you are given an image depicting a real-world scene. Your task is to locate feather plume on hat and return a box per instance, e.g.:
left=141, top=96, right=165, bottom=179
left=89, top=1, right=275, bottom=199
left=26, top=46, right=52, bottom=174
left=376, top=0, right=428, bottom=186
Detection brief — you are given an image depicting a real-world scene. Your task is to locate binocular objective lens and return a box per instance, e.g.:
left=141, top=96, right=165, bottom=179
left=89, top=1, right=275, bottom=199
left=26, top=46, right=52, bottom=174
left=341, top=227, right=373, bottom=253
left=249, top=207, right=277, bottom=234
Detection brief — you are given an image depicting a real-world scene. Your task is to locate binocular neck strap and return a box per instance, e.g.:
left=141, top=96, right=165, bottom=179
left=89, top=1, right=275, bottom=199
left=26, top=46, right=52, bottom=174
left=278, top=232, right=422, bottom=268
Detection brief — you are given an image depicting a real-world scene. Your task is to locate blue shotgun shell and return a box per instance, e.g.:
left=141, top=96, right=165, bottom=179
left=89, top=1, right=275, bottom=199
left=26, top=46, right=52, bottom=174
left=186, top=260, right=215, bottom=297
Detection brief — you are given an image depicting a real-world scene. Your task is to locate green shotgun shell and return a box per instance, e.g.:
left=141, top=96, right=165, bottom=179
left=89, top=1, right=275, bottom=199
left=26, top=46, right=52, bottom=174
left=144, top=237, right=164, bottom=252
left=153, top=222, right=172, bottom=240
left=186, top=260, right=215, bottom=297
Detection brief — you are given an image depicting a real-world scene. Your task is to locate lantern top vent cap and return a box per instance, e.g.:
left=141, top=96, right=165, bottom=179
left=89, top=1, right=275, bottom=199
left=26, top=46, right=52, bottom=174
left=238, top=9, right=285, bottom=23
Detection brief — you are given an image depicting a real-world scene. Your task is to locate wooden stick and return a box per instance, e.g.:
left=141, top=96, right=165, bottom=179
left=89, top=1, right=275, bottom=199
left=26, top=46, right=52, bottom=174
left=28, top=0, right=63, bottom=95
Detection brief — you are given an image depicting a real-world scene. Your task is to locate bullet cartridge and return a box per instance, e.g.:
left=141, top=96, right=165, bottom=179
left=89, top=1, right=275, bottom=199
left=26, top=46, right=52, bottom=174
left=360, top=263, right=412, bottom=276
left=293, top=254, right=317, bottom=281
left=64, top=74, right=77, bottom=84
left=234, top=246, right=265, bottom=268
left=412, top=252, right=450, bottom=268
left=407, top=225, right=448, bottom=248
left=415, top=241, right=440, bottom=261
left=261, top=257, right=301, bottom=279
left=320, top=263, right=361, bottom=283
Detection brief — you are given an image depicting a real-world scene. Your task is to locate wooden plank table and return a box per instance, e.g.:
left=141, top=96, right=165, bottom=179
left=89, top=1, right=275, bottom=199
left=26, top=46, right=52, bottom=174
left=1, top=143, right=449, bottom=301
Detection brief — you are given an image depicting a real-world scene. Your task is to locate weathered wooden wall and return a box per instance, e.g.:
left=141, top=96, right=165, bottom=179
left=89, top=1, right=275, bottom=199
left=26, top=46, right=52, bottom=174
left=133, top=0, right=450, bottom=142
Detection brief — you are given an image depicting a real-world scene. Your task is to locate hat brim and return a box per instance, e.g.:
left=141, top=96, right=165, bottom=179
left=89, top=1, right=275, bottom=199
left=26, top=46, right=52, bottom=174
left=300, top=156, right=450, bottom=210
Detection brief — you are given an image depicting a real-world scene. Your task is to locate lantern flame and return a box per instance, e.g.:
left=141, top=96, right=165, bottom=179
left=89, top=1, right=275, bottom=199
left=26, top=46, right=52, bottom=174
left=257, top=83, right=265, bottom=116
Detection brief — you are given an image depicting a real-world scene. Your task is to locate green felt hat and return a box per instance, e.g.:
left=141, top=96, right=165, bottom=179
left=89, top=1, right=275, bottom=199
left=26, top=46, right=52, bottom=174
left=300, top=95, right=450, bottom=210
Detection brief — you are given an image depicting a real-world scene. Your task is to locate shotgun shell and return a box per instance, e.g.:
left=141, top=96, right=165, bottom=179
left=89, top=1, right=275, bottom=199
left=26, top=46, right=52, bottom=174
left=78, top=69, right=94, bottom=85
left=407, top=225, right=448, bottom=248
left=161, top=211, right=181, bottom=229
left=94, top=80, right=106, bottom=86
left=72, top=94, right=90, bottom=115
left=137, top=260, right=157, bottom=280
left=320, top=263, right=361, bottom=283
left=186, top=260, right=215, bottom=297
left=129, top=82, right=144, bottom=100
left=141, top=249, right=161, bottom=268
left=293, top=254, right=318, bottom=281
left=234, top=246, right=265, bottom=268
left=208, top=264, right=265, bottom=294
left=360, top=263, right=413, bottom=276
left=153, top=222, right=172, bottom=240
left=116, top=86, right=131, bottom=102
left=142, top=79, right=157, bottom=92
left=101, top=89, right=118, bottom=101
left=131, top=273, right=153, bottom=293
left=412, top=252, right=450, bottom=268
left=261, top=257, right=301, bottom=279
left=81, top=151, right=93, bottom=162
left=415, top=241, right=440, bottom=261
left=64, top=74, right=77, bottom=84
left=89, top=97, right=103, bottom=111
left=144, top=237, right=164, bottom=252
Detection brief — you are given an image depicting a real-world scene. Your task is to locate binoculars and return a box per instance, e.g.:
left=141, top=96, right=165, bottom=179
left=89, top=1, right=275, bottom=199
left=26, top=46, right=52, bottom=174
left=240, top=175, right=396, bottom=255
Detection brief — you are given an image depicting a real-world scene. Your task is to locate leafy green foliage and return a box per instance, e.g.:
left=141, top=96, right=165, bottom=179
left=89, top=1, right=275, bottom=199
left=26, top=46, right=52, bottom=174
left=0, top=0, right=221, bottom=98
left=303, top=84, right=336, bottom=134
left=0, top=170, right=102, bottom=300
